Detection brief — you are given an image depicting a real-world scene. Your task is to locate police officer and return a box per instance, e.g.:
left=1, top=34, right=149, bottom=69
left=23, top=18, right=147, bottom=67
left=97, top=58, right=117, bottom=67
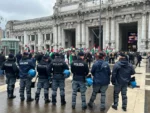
left=136, top=53, right=142, bottom=67
left=71, top=51, right=89, bottom=110
left=49, top=53, right=69, bottom=105
left=35, top=55, right=51, bottom=103
left=19, top=52, right=35, bottom=102
left=111, top=53, right=135, bottom=111
left=88, top=52, right=111, bottom=111
left=1, top=54, right=19, bottom=99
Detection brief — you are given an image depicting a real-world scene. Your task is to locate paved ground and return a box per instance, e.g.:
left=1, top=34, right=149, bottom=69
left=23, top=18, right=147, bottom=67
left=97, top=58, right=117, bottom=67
left=145, top=60, right=150, bottom=113
left=0, top=59, right=147, bottom=113
left=0, top=76, right=5, bottom=86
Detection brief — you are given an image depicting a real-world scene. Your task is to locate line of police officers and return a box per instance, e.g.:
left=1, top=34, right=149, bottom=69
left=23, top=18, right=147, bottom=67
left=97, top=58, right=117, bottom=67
left=1, top=51, right=135, bottom=111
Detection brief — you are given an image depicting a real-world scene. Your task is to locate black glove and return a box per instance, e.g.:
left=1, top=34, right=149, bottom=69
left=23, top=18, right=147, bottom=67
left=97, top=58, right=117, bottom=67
left=111, top=80, right=115, bottom=85
left=112, top=82, right=115, bottom=85
left=86, top=74, right=92, bottom=78
left=16, top=75, right=20, bottom=79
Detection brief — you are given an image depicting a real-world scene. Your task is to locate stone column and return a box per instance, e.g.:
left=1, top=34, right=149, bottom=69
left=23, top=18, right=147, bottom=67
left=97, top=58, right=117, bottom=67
left=62, top=29, right=65, bottom=48
left=149, top=13, right=150, bottom=40
left=138, top=20, right=142, bottom=52
left=116, top=23, right=119, bottom=51
left=141, top=13, right=147, bottom=50
left=44, top=34, right=46, bottom=50
left=76, top=22, right=81, bottom=48
left=141, top=13, right=146, bottom=40
left=21, top=36, right=24, bottom=44
left=38, top=30, right=42, bottom=51
left=111, top=17, right=115, bottom=48
left=81, top=21, right=86, bottom=48
left=50, top=33, right=52, bottom=43
left=34, top=34, right=37, bottom=52
left=105, top=18, right=109, bottom=46
left=53, top=25, right=58, bottom=52
left=148, top=13, right=150, bottom=49
left=85, top=26, right=89, bottom=49
left=23, top=31, right=28, bottom=47
left=58, top=25, right=61, bottom=49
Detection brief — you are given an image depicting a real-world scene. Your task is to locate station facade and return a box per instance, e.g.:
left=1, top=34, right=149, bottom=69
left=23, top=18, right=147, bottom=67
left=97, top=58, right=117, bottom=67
left=5, top=0, right=150, bottom=52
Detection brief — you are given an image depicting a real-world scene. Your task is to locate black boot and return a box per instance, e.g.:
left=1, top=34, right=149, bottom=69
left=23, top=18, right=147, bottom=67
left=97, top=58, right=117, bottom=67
left=61, top=95, right=66, bottom=105
left=122, top=107, right=127, bottom=111
left=52, top=95, right=56, bottom=105
left=27, top=96, right=34, bottom=102
left=35, top=93, right=40, bottom=103
left=44, top=94, right=50, bottom=104
left=9, top=90, right=16, bottom=99
left=7, top=89, right=10, bottom=99
left=10, top=85, right=16, bottom=99
left=112, top=105, right=118, bottom=110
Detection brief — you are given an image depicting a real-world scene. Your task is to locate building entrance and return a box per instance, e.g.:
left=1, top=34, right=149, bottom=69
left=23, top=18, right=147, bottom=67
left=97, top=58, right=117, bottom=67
left=89, top=26, right=103, bottom=50
left=64, top=29, right=76, bottom=48
left=119, top=22, right=138, bottom=51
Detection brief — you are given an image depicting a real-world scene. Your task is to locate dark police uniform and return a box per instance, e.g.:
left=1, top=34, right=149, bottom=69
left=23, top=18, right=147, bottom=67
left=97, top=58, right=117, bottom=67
left=1, top=54, right=19, bottom=99
left=71, top=52, right=89, bottom=110
left=49, top=53, right=69, bottom=105
left=111, top=53, right=135, bottom=111
left=88, top=52, right=111, bottom=111
left=19, top=52, right=35, bottom=102
left=35, top=56, right=51, bottom=103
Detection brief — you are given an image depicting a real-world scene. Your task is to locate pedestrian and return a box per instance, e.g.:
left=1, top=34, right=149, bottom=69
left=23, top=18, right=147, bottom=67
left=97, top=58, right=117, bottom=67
left=111, top=53, right=135, bottom=111
left=49, top=53, right=69, bottom=106
left=86, top=52, right=92, bottom=68
left=1, top=54, right=19, bottom=99
left=129, top=52, right=134, bottom=64
left=19, top=52, right=35, bottom=102
left=69, top=50, right=77, bottom=64
left=88, top=52, right=111, bottom=111
left=16, top=51, right=22, bottom=65
left=35, top=55, right=51, bottom=103
left=136, top=53, right=142, bottom=67
left=105, top=53, right=109, bottom=63
left=0, top=51, right=6, bottom=76
left=71, top=51, right=89, bottom=110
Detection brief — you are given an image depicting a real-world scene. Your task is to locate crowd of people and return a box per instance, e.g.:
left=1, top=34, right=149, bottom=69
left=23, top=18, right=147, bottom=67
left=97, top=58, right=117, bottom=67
left=0, top=49, right=149, bottom=112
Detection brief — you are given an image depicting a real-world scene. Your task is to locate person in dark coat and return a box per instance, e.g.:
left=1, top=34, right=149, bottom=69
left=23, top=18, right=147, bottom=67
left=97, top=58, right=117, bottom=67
left=16, top=51, right=22, bottom=64
left=71, top=51, right=89, bottom=110
left=19, top=52, right=35, bottom=102
left=88, top=52, right=111, bottom=111
left=1, top=54, right=19, bottom=99
left=136, top=54, right=142, bottom=67
left=35, top=55, right=51, bottom=103
left=111, top=53, right=135, bottom=111
left=86, top=52, right=92, bottom=68
left=49, top=53, right=69, bottom=106
left=0, top=52, right=6, bottom=76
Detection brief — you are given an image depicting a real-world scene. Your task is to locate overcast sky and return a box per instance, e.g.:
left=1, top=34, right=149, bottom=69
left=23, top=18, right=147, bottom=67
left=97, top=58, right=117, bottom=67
left=0, top=0, right=56, bottom=29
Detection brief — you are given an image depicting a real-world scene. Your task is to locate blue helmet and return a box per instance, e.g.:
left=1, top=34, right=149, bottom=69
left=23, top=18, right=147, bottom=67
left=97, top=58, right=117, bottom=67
left=63, top=69, right=70, bottom=78
left=86, top=78, right=93, bottom=87
left=28, top=69, right=36, bottom=77
left=130, top=81, right=137, bottom=88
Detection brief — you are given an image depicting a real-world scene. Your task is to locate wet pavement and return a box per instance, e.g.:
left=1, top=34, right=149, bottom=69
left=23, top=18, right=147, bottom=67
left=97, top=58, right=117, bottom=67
left=0, top=61, right=147, bottom=113
left=0, top=76, right=5, bottom=86
left=0, top=78, right=114, bottom=113
left=145, top=60, right=150, bottom=113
